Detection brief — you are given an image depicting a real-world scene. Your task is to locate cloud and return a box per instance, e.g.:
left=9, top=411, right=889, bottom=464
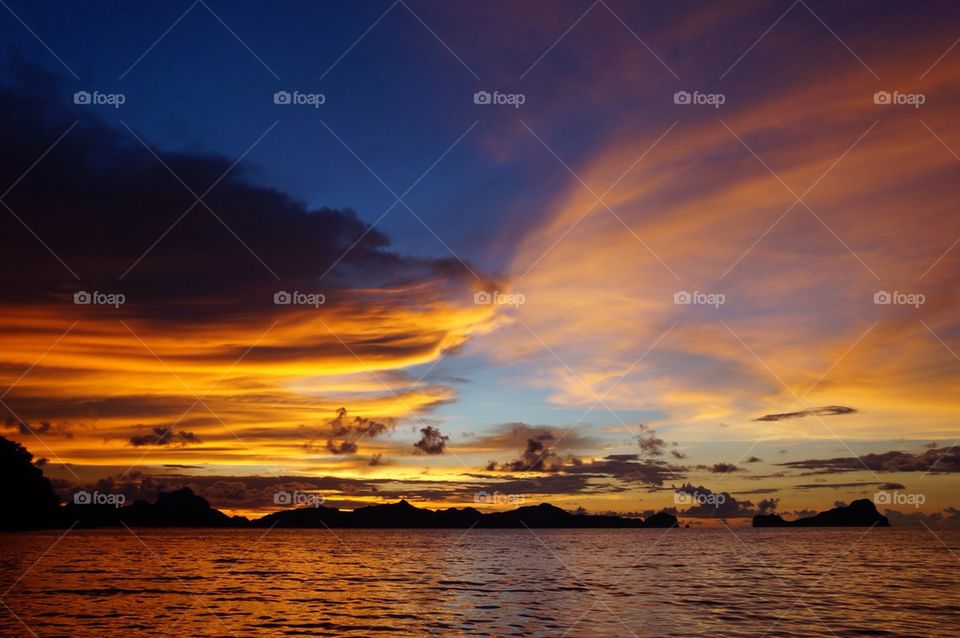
left=485, top=8, right=960, bottom=446
left=878, top=482, right=905, bottom=490
left=490, top=433, right=569, bottom=472
left=697, top=462, right=742, bottom=473
left=673, top=483, right=757, bottom=519
left=795, top=481, right=883, bottom=490
left=368, top=453, right=389, bottom=466
left=781, top=447, right=960, bottom=474
left=3, top=417, right=73, bottom=438
left=757, top=498, right=779, bottom=514
left=882, top=507, right=960, bottom=529
left=318, top=408, right=394, bottom=456
left=129, top=426, right=201, bottom=447
left=562, top=454, right=684, bottom=487
left=470, top=422, right=598, bottom=452
left=326, top=440, right=358, bottom=455
left=754, top=406, right=858, bottom=422
left=0, top=67, right=500, bottom=468
left=636, top=424, right=666, bottom=456
left=413, top=426, right=449, bottom=455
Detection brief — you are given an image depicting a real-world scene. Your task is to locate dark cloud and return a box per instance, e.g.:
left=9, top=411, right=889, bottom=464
left=326, top=440, right=358, bottom=455
left=562, top=455, right=684, bottom=487
left=780, top=447, right=960, bottom=474
left=128, top=426, right=201, bottom=447
left=754, top=405, right=857, bottom=422
left=745, top=456, right=762, bottom=463
left=488, top=432, right=579, bottom=472
left=756, top=498, right=779, bottom=514
left=882, top=507, right=960, bottom=529
left=413, top=426, right=449, bottom=455
left=470, top=422, right=597, bottom=452
left=878, top=482, right=905, bottom=490
left=744, top=472, right=786, bottom=481
left=481, top=450, right=684, bottom=490
left=312, top=408, right=395, bottom=456
left=0, top=66, right=489, bottom=435
left=636, top=424, right=666, bottom=456
left=673, top=483, right=757, bottom=519
left=3, top=417, right=73, bottom=438
left=697, top=462, right=742, bottom=473
left=0, top=66, right=478, bottom=310
left=795, top=481, right=883, bottom=490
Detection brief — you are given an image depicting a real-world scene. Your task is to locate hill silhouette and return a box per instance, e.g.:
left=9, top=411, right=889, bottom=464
left=254, top=499, right=679, bottom=529
left=66, top=487, right=249, bottom=528
left=0, top=436, right=892, bottom=530
left=753, top=499, right=890, bottom=527
left=0, top=436, right=63, bottom=530
left=0, top=435, right=679, bottom=529
left=64, top=491, right=677, bottom=529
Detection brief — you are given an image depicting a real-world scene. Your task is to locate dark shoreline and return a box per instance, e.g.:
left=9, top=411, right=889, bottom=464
left=16, top=489, right=890, bottom=531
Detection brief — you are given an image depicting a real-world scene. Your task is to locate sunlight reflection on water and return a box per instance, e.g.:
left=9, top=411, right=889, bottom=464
left=1, top=528, right=958, bottom=637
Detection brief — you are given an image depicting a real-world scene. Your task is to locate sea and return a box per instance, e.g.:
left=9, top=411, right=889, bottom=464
left=1, top=527, right=958, bottom=636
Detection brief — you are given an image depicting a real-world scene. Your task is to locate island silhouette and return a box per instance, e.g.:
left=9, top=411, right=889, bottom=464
left=753, top=499, right=890, bottom=527
left=0, top=435, right=889, bottom=530
left=64, top=489, right=680, bottom=529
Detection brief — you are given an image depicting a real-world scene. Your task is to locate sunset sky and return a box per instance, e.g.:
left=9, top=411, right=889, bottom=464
left=1, top=0, right=959, bottom=524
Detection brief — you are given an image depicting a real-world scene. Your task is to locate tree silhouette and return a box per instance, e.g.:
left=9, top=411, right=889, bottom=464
left=0, top=435, right=63, bottom=530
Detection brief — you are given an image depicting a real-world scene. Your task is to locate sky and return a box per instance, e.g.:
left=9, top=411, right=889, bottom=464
left=1, top=0, right=959, bottom=525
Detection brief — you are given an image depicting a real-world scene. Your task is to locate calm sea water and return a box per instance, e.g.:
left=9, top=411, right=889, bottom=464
left=1, top=527, right=958, bottom=637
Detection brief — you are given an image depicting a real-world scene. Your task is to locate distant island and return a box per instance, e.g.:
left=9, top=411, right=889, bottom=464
left=63, top=487, right=680, bottom=529
left=1, top=434, right=678, bottom=530
left=0, top=435, right=891, bottom=531
left=753, top=499, right=890, bottom=527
